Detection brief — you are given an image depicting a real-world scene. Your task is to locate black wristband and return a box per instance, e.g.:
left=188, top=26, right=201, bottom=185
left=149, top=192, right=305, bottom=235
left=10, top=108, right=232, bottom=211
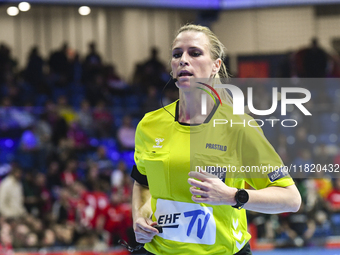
left=232, top=189, right=249, bottom=209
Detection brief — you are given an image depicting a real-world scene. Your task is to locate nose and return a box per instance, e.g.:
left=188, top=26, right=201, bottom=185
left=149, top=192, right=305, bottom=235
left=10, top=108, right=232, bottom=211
left=179, top=52, right=189, bottom=66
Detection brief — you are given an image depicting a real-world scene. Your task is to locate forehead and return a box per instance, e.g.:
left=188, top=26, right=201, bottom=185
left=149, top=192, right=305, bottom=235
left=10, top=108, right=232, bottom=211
left=172, top=31, right=210, bottom=50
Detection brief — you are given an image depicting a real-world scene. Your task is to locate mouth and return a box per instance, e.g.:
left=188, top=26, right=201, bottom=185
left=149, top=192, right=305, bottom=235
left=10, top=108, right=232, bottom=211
left=178, top=71, right=193, bottom=77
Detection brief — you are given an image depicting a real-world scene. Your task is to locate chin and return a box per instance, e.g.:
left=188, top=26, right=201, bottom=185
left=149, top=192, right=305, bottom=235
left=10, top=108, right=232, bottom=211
left=176, top=81, right=192, bottom=91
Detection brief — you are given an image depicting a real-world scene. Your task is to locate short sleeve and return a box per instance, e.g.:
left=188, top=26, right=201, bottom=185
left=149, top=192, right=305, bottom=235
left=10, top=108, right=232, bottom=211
left=134, top=121, right=146, bottom=175
left=238, top=115, right=294, bottom=189
left=131, top=121, right=148, bottom=186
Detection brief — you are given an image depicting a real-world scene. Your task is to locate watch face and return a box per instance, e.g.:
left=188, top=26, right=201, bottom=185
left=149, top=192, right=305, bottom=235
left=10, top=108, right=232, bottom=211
left=237, top=190, right=249, bottom=204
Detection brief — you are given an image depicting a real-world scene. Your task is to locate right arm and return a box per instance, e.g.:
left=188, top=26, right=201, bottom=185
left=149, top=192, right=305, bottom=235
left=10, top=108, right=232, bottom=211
left=132, top=181, right=159, bottom=243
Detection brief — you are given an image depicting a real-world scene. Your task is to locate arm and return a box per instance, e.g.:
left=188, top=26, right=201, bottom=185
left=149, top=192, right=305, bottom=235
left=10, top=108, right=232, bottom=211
left=132, top=181, right=159, bottom=243
left=188, top=170, right=301, bottom=214
left=243, top=185, right=301, bottom=213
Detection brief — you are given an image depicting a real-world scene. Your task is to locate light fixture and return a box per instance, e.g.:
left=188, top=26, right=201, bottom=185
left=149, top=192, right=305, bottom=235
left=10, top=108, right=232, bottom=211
left=78, top=6, right=91, bottom=16
left=7, top=6, right=19, bottom=16
left=18, top=2, right=31, bottom=12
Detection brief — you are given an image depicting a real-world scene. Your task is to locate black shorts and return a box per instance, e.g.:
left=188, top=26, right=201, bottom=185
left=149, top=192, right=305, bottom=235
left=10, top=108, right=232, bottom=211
left=145, top=242, right=252, bottom=255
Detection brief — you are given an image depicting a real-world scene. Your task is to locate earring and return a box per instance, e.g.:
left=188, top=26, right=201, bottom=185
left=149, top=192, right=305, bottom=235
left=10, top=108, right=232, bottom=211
left=170, top=71, right=173, bottom=77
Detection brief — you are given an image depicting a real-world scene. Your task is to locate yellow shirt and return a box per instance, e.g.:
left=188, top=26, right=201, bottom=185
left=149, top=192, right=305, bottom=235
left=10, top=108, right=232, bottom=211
left=134, top=100, right=294, bottom=255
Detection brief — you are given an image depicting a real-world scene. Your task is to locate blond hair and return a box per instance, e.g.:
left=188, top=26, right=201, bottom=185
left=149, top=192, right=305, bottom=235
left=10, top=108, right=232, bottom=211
left=172, top=24, right=233, bottom=105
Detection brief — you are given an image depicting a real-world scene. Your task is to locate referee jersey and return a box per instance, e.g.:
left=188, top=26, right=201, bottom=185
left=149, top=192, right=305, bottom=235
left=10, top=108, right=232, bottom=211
left=132, top=100, right=294, bottom=255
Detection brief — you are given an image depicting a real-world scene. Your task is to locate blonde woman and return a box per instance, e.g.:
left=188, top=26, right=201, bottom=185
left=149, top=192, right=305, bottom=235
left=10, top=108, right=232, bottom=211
left=131, top=24, right=301, bottom=255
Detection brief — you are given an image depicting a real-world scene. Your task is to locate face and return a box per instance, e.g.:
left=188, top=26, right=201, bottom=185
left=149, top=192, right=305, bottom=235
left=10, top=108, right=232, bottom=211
left=171, top=31, right=221, bottom=89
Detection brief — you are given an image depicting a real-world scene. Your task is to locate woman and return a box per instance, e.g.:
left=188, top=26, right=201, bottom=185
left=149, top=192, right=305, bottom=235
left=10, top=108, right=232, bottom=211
left=131, top=24, right=301, bottom=255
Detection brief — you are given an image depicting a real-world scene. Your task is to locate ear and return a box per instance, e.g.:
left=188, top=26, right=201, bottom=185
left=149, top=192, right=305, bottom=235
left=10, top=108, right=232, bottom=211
left=212, top=58, right=222, bottom=75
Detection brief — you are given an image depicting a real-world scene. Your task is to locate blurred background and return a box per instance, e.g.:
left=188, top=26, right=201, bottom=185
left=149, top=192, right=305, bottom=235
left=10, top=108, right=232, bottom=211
left=0, top=0, right=340, bottom=254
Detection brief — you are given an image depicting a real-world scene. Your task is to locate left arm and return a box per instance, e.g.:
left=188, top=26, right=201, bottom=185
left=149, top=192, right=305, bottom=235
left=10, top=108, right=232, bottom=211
left=243, top=185, right=301, bottom=213
left=188, top=170, right=301, bottom=214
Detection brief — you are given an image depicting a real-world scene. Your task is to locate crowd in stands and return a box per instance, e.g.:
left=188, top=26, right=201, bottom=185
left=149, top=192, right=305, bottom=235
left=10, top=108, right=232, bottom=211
left=0, top=37, right=340, bottom=252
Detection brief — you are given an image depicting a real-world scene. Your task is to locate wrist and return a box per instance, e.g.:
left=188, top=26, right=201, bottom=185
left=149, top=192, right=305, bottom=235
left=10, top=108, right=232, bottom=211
left=232, top=189, right=249, bottom=209
left=228, top=187, right=238, bottom=206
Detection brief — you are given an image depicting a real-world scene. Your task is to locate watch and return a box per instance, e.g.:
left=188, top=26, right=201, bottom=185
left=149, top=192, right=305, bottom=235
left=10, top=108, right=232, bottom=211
left=232, top=189, right=249, bottom=209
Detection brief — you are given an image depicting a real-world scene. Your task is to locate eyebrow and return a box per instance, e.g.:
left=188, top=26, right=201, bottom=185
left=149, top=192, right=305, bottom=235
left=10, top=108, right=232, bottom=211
left=172, top=46, right=204, bottom=51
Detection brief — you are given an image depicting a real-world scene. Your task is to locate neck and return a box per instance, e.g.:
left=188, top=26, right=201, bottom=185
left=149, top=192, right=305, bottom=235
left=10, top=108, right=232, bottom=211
left=178, top=89, right=215, bottom=124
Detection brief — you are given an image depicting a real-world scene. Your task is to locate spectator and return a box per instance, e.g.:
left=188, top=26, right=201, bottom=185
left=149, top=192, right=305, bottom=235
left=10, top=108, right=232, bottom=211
left=46, top=161, right=62, bottom=197
left=83, top=42, right=102, bottom=83
left=53, top=223, right=75, bottom=247
left=41, top=229, right=57, bottom=247
left=89, top=146, right=114, bottom=177
left=0, top=97, right=21, bottom=133
left=25, top=232, right=39, bottom=248
left=60, top=159, right=78, bottom=186
left=105, top=64, right=128, bottom=96
left=314, top=91, right=333, bottom=114
left=35, top=173, right=52, bottom=217
left=0, top=167, right=27, bottom=219
left=25, top=46, right=44, bottom=89
left=139, top=47, right=167, bottom=92
left=52, top=188, right=73, bottom=224
left=70, top=52, right=83, bottom=84
left=12, top=223, right=30, bottom=248
left=67, top=121, right=89, bottom=151
left=278, top=202, right=316, bottom=247
left=84, top=163, right=100, bottom=191
left=111, top=161, right=127, bottom=189
left=35, top=113, right=53, bottom=171
left=78, top=99, right=94, bottom=136
left=23, top=172, right=40, bottom=217
left=18, top=125, right=40, bottom=171
left=48, top=43, right=70, bottom=78
left=291, top=149, right=314, bottom=179
left=92, top=100, right=114, bottom=138
left=276, top=134, right=290, bottom=165
left=79, top=182, right=109, bottom=230
left=0, top=43, right=16, bottom=83
left=51, top=114, right=68, bottom=147
left=0, top=219, right=13, bottom=251
left=104, top=187, right=132, bottom=245
left=142, top=86, right=160, bottom=114
left=303, top=38, right=328, bottom=78
left=86, top=74, right=109, bottom=106
left=57, top=95, right=78, bottom=125
left=117, top=115, right=135, bottom=150
left=288, top=126, right=311, bottom=160
left=326, top=178, right=340, bottom=213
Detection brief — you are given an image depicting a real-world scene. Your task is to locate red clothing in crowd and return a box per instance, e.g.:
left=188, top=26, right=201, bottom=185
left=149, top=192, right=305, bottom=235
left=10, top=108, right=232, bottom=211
left=327, top=189, right=340, bottom=209
left=104, top=203, right=132, bottom=243
left=61, top=172, right=77, bottom=186
left=80, top=191, right=109, bottom=229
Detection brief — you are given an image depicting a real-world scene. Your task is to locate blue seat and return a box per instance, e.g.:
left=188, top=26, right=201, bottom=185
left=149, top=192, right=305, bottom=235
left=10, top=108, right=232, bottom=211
left=326, top=79, right=340, bottom=99
left=319, top=113, right=339, bottom=134
left=100, top=138, right=118, bottom=150
left=108, top=148, right=120, bottom=162
left=0, top=150, right=15, bottom=164
left=119, top=150, right=135, bottom=173
left=112, top=96, right=124, bottom=106
left=124, top=94, right=141, bottom=107
left=317, top=133, right=338, bottom=145
left=111, top=106, right=124, bottom=117
left=70, top=94, right=84, bottom=109
left=331, top=214, right=340, bottom=235
left=132, top=117, right=141, bottom=128
left=52, top=87, right=68, bottom=102
left=35, top=94, right=49, bottom=107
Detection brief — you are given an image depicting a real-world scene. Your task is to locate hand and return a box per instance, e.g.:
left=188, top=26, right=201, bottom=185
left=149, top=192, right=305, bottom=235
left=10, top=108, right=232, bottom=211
left=134, top=217, right=159, bottom=243
left=188, top=169, right=237, bottom=206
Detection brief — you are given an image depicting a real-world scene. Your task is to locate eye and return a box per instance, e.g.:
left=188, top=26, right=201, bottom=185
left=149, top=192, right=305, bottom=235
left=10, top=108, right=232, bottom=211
left=191, top=51, right=201, bottom=57
left=172, top=52, right=182, bottom=58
